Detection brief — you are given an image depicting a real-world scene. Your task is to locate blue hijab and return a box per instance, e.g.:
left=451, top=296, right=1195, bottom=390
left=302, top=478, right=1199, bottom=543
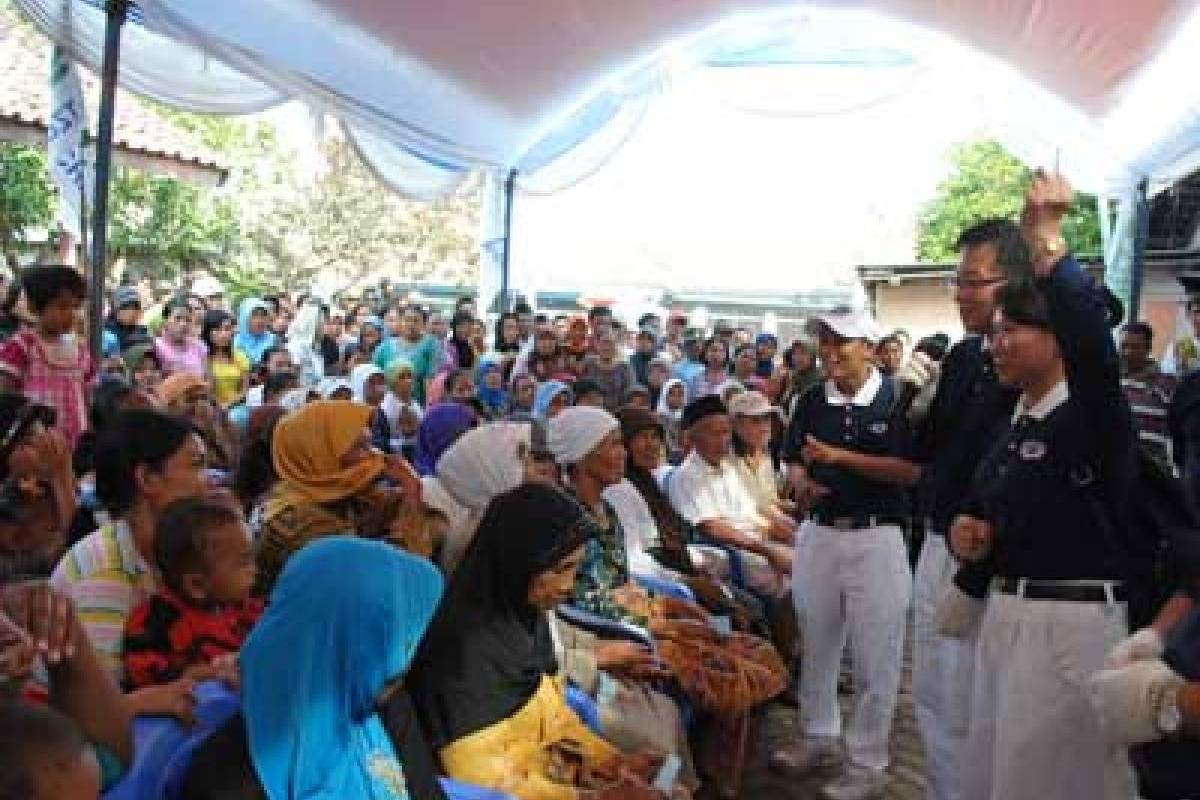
left=475, top=359, right=508, bottom=418
left=532, top=380, right=573, bottom=420
left=234, top=298, right=277, bottom=366
left=412, top=402, right=476, bottom=476
left=241, top=537, right=444, bottom=800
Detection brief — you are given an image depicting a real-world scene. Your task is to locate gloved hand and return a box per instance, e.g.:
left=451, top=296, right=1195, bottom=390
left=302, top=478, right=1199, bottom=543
left=1105, top=627, right=1164, bottom=669
left=1089, top=659, right=1184, bottom=746
left=896, top=351, right=938, bottom=390
left=935, top=584, right=985, bottom=639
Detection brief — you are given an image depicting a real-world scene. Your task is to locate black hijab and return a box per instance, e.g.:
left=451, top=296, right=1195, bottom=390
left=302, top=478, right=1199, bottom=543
left=408, top=482, right=596, bottom=750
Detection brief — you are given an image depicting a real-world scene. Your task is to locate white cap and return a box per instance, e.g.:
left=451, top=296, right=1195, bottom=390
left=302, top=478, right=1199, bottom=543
left=192, top=275, right=224, bottom=297
left=728, top=390, right=782, bottom=418
left=807, top=307, right=884, bottom=343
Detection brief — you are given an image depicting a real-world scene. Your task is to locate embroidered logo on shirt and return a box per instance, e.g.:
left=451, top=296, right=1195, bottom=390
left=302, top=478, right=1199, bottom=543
left=1018, top=439, right=1048, bottom=461
left=868, top=421, right=889, bottom=435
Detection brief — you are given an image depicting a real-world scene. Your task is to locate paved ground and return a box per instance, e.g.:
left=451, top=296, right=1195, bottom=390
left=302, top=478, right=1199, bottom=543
left=738, top=627, right=927, bottom=799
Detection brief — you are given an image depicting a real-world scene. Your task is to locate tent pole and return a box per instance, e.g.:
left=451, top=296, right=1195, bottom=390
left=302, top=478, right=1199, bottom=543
left=87, top=0, right=126, bottom=360
left=1130, top=177, right=1150, bottom=322
left=499, top=168, right=517, bottom=312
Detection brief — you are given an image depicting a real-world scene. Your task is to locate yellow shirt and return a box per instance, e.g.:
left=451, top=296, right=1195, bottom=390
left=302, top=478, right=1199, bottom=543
left=439, top=674, right=618, bottom=800
left=209, top=351, right=249, bottom=407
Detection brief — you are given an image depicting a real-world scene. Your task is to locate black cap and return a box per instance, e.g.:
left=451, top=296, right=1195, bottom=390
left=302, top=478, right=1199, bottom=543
left=681, top=395, right=728, bottom=430
left=615, top=405, right=664, bottom=442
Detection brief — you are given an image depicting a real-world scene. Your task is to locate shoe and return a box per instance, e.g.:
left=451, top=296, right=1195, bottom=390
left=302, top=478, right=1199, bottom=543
left=768, top=739, right=841, bottom=774
left=820, top=766, right=887, bottom=800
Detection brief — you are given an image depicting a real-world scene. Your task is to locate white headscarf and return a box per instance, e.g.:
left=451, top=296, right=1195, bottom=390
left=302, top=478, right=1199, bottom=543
left=318, top=377, right=352, bottom=399
left=350, top=363, right=384, bottom=404
left=656, top=378, right=686, bottom=421
left=436, top=422, right=531, bottom=510
left=548, top=406, right=618, bottom=465
left=286, top=303, right=325, bottom=387
left=433, top=422, right=532, bottom=572
left=279, top=387, right=312, bottom=414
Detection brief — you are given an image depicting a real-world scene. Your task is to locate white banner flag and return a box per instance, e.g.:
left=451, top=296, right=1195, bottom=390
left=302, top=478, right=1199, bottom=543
left=48, top=45, right=88, bottom=239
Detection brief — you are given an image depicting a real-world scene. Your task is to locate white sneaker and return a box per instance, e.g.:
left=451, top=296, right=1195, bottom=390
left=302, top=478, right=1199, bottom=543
left=821, top=766, right=888, bottom=800
left=768, top=738, right=841, bottom=774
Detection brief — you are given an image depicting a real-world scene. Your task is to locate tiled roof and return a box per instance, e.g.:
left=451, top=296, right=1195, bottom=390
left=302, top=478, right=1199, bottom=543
left=0, top=4, right=226, bottom=180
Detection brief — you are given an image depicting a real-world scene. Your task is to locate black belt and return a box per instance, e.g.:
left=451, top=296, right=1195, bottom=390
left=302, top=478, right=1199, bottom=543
left=811, top=513, right=908, bottom=531
left=994, top=577, right=1126, bottom=603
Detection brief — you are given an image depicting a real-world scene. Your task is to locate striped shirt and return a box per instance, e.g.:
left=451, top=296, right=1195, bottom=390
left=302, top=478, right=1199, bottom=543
left=50, top=521, right=158, bottom=681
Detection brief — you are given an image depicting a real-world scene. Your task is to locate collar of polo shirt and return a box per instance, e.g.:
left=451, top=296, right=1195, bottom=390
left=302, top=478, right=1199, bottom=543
left=1012, top=379, right=1069, bottom=423
left=824, top=367, right=883, bottom=407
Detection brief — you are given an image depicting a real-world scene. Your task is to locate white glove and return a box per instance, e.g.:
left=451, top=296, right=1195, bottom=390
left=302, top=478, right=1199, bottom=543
left=935, top=584, right=986, bottom=639
left=1088, top=659, right=1183, bottom=746
left=1105, top=628, right=1164, bottom=669
left=896, top=351, right=938, bottom=390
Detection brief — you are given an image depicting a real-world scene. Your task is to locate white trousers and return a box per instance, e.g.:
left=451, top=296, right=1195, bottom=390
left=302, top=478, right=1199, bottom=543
left=912, top=534, right=975, bottom=800
left=793, top=521, right=912, bottom=770
left=963, top=591, right=1137, bottom=800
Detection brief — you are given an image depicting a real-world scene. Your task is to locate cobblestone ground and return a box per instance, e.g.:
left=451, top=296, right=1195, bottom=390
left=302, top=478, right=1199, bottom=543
left=737, top=623, right=926, bottom=799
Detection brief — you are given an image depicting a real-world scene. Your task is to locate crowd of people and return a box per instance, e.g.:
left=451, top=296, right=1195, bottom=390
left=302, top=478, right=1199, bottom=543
left=0, top=169, right=1198, bottom=800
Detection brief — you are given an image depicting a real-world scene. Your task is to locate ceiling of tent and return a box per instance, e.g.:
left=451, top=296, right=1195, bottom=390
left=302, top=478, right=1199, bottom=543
left=12, top=0, right=1200, bottom=195
left=314, top=0, right=1187, bottom=118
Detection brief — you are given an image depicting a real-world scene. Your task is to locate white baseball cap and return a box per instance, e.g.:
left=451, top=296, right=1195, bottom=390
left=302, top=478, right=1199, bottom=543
left=728, top=390, right=782, bottom=418
left=807, top=307, right=884, bottom=344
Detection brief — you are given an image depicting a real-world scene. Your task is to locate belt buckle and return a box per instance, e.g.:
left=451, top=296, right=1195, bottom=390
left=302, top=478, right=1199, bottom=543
left=832, top=517, right=854, bottom=531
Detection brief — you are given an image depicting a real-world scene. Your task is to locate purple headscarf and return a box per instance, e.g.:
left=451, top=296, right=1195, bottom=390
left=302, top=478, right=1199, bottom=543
left=412, top=402, right=477, bottom=476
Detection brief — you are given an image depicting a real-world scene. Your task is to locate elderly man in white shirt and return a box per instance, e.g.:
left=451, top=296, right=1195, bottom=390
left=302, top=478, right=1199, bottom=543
left=667, top=394, right=792, bottom=598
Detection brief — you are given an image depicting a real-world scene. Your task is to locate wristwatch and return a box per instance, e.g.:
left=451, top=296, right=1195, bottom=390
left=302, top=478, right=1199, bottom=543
left=1155, top=682, right=1184, bottom=737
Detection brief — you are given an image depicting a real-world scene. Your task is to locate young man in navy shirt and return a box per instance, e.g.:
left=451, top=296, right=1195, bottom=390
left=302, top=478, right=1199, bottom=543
left=772, top=308, right=917, bottom=800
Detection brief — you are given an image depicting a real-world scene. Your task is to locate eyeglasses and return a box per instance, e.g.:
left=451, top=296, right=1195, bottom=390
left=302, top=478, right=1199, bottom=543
left=949, top=276, right=1006, bottom=290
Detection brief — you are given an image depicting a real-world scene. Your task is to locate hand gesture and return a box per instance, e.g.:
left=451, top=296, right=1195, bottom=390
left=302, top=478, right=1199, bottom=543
left=896, top=351, right=938, bottom=390
left=949, top=515, right=993, bottom=563
left=0, top=610, right=36, bottom=683
left=0, top=581, right=76, bottom=665
left=128, top=678, right=197, bottom=725
left=801, top=435, right=844, bottom=468
left=30, top=429, right=73, bottom=481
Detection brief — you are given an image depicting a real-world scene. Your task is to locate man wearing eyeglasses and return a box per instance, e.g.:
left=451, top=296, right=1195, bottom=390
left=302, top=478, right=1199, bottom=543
left=903, top=217, right=1032, bottom=800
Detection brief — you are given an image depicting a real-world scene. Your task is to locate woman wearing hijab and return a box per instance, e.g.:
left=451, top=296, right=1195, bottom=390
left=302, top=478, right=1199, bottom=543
left=352, top=363, right=393, bottom=454
left=342, top=315, right=386, bottom=373
left=233, top=299, right=277, bottom=368
left=412, top=403, right=477, bottom=476
left=285, top=303, right=325, bottom=387
left=654, top=379, right=686, bottom=464
left=157, top=372, right=238, bottom=473
left=408, top=484, right=662, bottom=800
left=534, top=381, right=574, bottom=422
left=427, top=422, right=538, bottom=573
left=254, top=401, right=420, bottom=594
left=181, top=536, right=450, bottom=800
left=476, top=359, right=510, bottom=420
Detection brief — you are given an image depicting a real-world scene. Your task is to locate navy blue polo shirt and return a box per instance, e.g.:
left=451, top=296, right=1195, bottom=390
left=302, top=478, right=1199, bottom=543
left=782, top=370, right=912, bottom=519
left=912, top=337, right=1020, bottom=534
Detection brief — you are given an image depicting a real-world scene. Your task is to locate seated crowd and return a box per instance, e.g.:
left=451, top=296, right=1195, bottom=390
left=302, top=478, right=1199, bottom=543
left=9, top=215, right=1192, bottom=800
left=0, top=268, right=863, bottom=800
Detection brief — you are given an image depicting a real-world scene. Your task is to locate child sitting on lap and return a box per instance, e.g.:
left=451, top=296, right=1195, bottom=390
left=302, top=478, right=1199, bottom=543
left=122, top=498, right=261, bottom=690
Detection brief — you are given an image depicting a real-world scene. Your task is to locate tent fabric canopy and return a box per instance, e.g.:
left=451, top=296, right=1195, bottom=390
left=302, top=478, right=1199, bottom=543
left=14, top=0, right=1200, bottom=194
left=11, top=0, right=1200, bottom=315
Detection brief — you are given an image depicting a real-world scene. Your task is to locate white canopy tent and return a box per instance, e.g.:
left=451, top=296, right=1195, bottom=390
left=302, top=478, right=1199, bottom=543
left=14, top=0, right=1200, bottom=320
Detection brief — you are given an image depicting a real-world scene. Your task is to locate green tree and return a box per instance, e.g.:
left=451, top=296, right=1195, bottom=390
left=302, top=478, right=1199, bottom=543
left=916, top=139, right=1101, bottom=263
left=0, top=143, right=54, bottom=268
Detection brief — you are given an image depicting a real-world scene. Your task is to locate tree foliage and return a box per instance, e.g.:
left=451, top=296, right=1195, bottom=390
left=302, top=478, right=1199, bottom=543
left=0, top=143, right=54, bottom=267
left=916, top=139, right=1102, bottom=263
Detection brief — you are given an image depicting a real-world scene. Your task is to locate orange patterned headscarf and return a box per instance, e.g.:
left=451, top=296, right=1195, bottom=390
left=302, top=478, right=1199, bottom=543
left=270, top=401, right=386, bottom=504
